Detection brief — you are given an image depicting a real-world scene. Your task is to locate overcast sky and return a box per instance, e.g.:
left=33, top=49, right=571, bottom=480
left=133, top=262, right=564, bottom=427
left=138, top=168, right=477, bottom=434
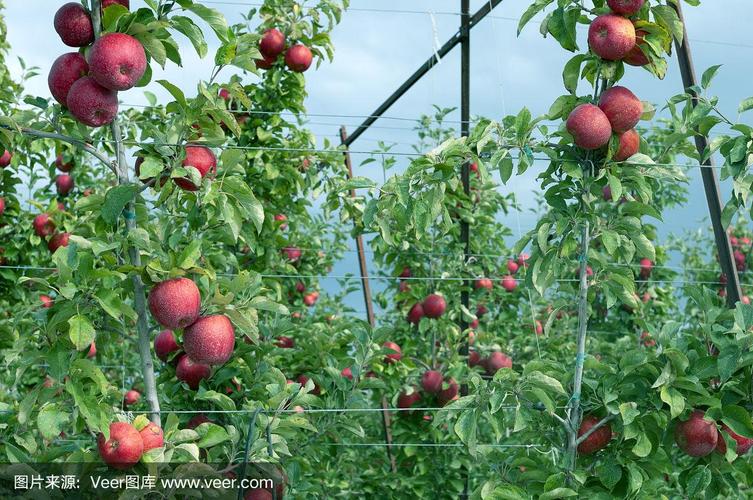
left=5, top=1, right=753, bottom=313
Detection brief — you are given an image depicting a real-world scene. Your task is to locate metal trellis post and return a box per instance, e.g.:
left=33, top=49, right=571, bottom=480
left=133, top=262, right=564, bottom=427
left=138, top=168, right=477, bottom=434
left=340, top=126, right=398, bottom=474
left=672, top=2, right=742, bottom=306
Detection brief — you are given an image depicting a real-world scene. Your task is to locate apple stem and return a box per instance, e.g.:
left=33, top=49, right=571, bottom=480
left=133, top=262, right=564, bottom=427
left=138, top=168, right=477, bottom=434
left=91, top=0, right=162, bottom=426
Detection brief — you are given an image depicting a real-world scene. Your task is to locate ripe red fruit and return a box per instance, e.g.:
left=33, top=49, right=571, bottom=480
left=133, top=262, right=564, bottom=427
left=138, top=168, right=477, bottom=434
left=139, top=422, right=164, bottom=452
left=421, top=370, right=443, bottom=394
left=297, top=375, right=321, bottom=395
left=295, top=281, right=305, bottom=293
left=607, top=0, right=644, bottom=16
left=275, top=336, right=295, bottom=349
left=383, top=341, right=402, bottom=364
left=274, top=214, right=288, bottom=230
left=40, top=295, right=54, bottom=308
left=501, top=275, right=517, bottom=292
left=743, top=296, right=751, bottom=305
left=397, top=388, right=421, bottom=409
left=0, top=197, right=4, bottom=216
left=88, top=342, right=97, bottom=358
left=506, top=259, right=519, bottom=274
left=48, top=52, right=89, bottom=106
left=282, top=246, right=302, bottom=262
left=33, top=213, right=56, bottom=237
left=0, top=150, right=10, bottom=167
left=256, top=54, right=277, bottom=70
left=54, top=3, right=94, bottom=47
left=468, top=350, right=482, bottom=367
left=577, top=415, right=612, bottom=455
left=245, top=489, right=273, bottom=500
left=485, top=351, right=512, bottom=375
left=303, top=292, right=318, bottom=307
left=475, top=278, right=493, bottom=290
left=422, top=294, right=446, bottom=319
left=476, top=304, right=488, bottom=317
left=55, top=153, right=74, bottom=172
left=567, top=104, right=612, bottom=150
left=639, top=258, right=653, bottom=279
left=625, top=29, right=649, bottom=66
left=97, top=422, right=143, bottom=469
left=614, top=129, right=640, bottom=161
left=89, top=33, right=147, bottom=91
left=102, top=0, right=130, bottom=8
left=154, top=329, right=180, bottom=362
left=66, top=77, right=119, bottom=127
left=716, top=424, right=753, bottom=455
left=183, top=315, right=235, bottom=365
left=341, top=367, right=353, bottom=380
left=48, top=232, right=70, bottom=253
left=186, top=414, right=212, bottom=429
left=535, top=320, right=544, bottom=335
left=734, top=250, right=746, bottom=271
left=438, top=378, right=459, bottom=406
left=176, top=355, right=211, bottom=390
left=285, top=44, right=313, bottom=72
left=123, top=389, right=140, bottom=406
left=407, top=303, right=424, bottom=324
left=598, top=86, right=643, bottom=133
left=148, top=277, right=201, bottom=329
left=175, top=146, right=217, bottom=191
left=469, top=318, right=479, bottom=329
left=399, top=266, right=412, bottom=278
left=56, top=174, right=74, bottom=196
left=675, top=410, right=718, bottom=457
left=588, top=14, right=636, bottom=61
left=260, top=28, right=286, bottom=58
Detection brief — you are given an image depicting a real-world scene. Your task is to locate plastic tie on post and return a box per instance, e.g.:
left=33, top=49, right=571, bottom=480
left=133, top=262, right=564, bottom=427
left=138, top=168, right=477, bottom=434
left=123, top=210, right=136, bottom=221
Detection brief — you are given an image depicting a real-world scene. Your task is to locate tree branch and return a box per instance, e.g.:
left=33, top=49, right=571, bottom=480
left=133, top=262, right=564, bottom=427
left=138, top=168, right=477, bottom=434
left=575, top=414, right=615, bottom=446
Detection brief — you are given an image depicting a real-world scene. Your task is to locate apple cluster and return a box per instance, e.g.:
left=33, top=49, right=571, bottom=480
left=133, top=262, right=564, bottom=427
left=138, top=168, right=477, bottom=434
left=566, top=1, right=648, bottom=159
left=49, top=1, right=146, bottom=127
left=98, top=419, right=164, bottom=469
left=256, top=28, right=313, bottom=73
left=147, top=277, right=236, bottom=390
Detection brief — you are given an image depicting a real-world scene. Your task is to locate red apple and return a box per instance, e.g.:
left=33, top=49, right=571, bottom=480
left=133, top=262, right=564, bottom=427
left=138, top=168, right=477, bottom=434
left=139, top=422, right=164, bottom=452
left=218, top=88, right=230, bottom=100
left=176, top=355, right=211, bottom=390
left=303, top=292, right=318, bottom=307
left=295, top=281, right=305, bottom=293
left=102, top=0, right=130, bottom=8
left=56, top=174, right=74, bottom=196
left=607, top=0, right=644, bottom=16
left=639, top=258, right=653, bottom=279
left=285, top=44, right=313, bottom=72
left=66, top=77, right=118, bottom=127
left=55, top=153, right=74, bottom=172
left=260, top=28, right=286, bottom=58
left=625, top=29, right=649, bottom=66
left=588, top=14, right=636, bottom=61
left=506, top=259, right=519, bottom=274
left=0, top=150, right=10, bottom=168
left=501, top=275, right=517, bottom=292
left=535, top=320, right=544, bottom=335
left=54, top=3, right=94, bottom=47
left=614, top=129, right=640, bottom=161
left=48, top=52, right=89, bottom=106
left=341, top=367, right=353, bottom=380
left=154, top=329, right=180, bottom=362
left=256, top=54, right=277, bottom=70
left=148, top=277, right=201, bottom=329
left=476, top=304, right=488, bottom=317
left=245, top=489, right=273, bottom=500
left=397, top=388, right=420, bottom=409
left=485, top=351, right=512, bottom=375
left=296, top=375, right=321, bottom=395
left=407, top=303, right=424, bottom=324
left=175, top=146, right=216, bottom=191
left=123, top=389, right=140, bottom=406
left=48, top=232, right=70, bottom=253
left=421, top=370, right=443, bottom=394
left=383, top=341, right=402, bottom=364
left=675, top=410, right=718, bottom=457
left=577, top=415, right=612, bottom=455
left=89, top=33, right=147, bottom=91
left=0, top=197, right=4, bottom=216
left=399, top=266, right=412, bottom=278
left=437, top=378, right=459, bottom=406
left=282, top=246, right=302, bottom=262
left=40, top=295, right=54, bottom=308
left=598, top=86, right=643, bottom=133
left=88, top=342, right=97, bottom=358
left=33, top=214, right=56, bottom=237
left=422, top=294, right=446, bottom=319
left=274, top=214, right=288, bottom=229
left=275, top=336, right=295, bottom=349
left=186, top=414, right=212, bottom=429
left=469, top=318, right=479, bottom=329
left=743, top=296, right=751, bottom=305
left=98, top=422, right=143, bottom=469
left=517, top=253, right=530, bottom=268
left=475, top=278, right=493, bottom=290
left=468, top=350, right=482, bottom=367
left=716, top=424, right=753, bottom=455
left=566, top=104, right=612, bottom=150
left=183, top=314, right=235, bottom=365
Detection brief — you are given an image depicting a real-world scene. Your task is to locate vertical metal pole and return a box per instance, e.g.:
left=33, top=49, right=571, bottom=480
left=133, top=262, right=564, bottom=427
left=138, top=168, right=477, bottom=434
left=672, top=3, right=742, bottom=306
left=460, top=2, right=471, bottom=498
left=339, top=126, right=397, bottom=474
